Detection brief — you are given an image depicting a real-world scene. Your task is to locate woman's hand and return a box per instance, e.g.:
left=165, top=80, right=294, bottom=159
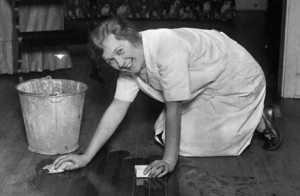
left=53, top=153, right=91, bottom=171
left=143, top=101, right=181, bottom=178
left=144, top=159, right=175, bottom=178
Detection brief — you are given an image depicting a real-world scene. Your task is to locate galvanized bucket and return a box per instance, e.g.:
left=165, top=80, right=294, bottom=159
left=16, top=76, right=88, bottom=155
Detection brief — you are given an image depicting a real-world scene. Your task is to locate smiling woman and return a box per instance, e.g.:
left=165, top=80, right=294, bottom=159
left=53, top=16, right=282, bottom=178
left=90, top=17, right=142, bottom=55
left=100, top=34, right=145, bottom=74
left=90, top=17, right=145, bottom=74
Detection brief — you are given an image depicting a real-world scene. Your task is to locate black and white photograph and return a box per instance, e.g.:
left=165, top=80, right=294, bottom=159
left=0, top=0, right=299, bottom=195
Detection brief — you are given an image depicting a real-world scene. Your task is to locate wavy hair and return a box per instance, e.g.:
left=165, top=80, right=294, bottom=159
left=89, top=16, right=141, bottom=58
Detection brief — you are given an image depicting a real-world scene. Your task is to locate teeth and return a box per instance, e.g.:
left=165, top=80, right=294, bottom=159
left=123, top=59, right=132, bottom=70
left=127, top=62, right=131, bottom=69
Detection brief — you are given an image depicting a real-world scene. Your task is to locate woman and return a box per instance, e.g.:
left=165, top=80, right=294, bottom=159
left=54, top=17, right=281, bottom=178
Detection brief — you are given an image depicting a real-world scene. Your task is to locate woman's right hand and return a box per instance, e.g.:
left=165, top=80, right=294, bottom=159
left=53, top=153, right=91, bottom=171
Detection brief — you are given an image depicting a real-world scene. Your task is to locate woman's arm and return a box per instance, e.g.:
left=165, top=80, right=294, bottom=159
left=84, top=99, right=130, bottom=159
left=145, top=101, right=182, bottom=178
left=54, top=98, right=131, bottom=170
left=163, top=101, right=182, bottom=166
left=84, top=98, right=131, bottom=160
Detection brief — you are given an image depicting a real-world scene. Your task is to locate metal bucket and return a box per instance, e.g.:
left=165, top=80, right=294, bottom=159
left=16, top=76, right=88, bottom=155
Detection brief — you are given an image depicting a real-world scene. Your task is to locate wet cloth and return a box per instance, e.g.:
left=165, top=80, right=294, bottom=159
left=114, top=28, right=266, bottom=157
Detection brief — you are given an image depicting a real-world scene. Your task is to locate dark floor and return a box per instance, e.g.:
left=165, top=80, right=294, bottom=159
left=1, top=12, right=300, bottom=196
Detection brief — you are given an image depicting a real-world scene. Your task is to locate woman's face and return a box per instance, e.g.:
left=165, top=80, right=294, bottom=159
left=101, top=34, right=145, bottom=74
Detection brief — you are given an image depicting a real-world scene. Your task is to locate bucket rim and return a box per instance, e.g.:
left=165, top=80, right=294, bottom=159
left=15, top=78, right=88, bottom=97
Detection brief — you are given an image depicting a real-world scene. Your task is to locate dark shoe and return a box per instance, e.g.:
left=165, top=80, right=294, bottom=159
left=262, top=106, right=282, bottom=151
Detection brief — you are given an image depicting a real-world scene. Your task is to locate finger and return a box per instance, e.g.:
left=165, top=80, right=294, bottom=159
left=54, top=158, right=68, bottom=169
left=149, top=165, right=159, bottom=177
left=144, top=165, right=151, bottom=175
left=144, top=160, right=158, bottom=175
left=65, top=164, right=78, bottom=170
left=54, top=159, right=65, bottom=169
left=144, top=161, right=159, bottom=175
left=53, top=155, right=68, bottom=165
left=54, top=156, right=73, bottom=169
left=157, top=170, right=168, bottom=178
left=149, top=164, right=164, bottom=178
left=151, top=166, right=164, bottom=178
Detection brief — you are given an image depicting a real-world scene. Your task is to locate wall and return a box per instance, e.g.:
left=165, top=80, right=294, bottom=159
left=281, top=0, right=300, bottom=98
left=235, top=0, right=268, bottom=11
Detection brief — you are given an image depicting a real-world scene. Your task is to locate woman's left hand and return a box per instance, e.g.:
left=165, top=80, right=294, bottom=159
left=144, top=159, right=175, bottom=178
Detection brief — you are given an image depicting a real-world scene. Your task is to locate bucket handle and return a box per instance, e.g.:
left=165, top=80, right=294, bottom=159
left=50, top=97, right=62, bottom=103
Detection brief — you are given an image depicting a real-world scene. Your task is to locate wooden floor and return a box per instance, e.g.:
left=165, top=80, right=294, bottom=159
left=1, top=12, right=300, bottom=196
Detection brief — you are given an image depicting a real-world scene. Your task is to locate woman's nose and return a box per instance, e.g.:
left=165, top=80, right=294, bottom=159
left=115, top=56, right=125, bottom=69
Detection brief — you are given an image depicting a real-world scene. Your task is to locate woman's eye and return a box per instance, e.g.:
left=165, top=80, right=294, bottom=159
left=107, top=59, right=113, bottom=65
left=117, top=49, right=123, bottom=55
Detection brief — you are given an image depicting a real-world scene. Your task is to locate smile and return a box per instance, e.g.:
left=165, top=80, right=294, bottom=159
left=125, top=63, right=131, bottom=69
left=124, top=59, right=133, bottom=70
